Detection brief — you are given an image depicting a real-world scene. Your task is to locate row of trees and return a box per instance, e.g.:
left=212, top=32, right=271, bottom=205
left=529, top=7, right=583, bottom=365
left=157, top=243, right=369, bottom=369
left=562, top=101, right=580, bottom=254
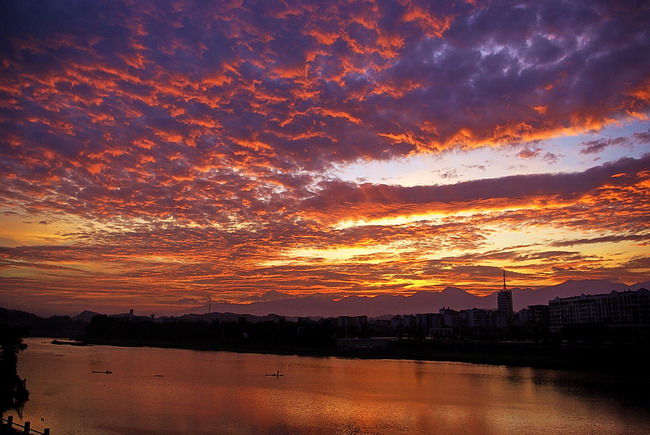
left=83, top=315, right=338, bottom=351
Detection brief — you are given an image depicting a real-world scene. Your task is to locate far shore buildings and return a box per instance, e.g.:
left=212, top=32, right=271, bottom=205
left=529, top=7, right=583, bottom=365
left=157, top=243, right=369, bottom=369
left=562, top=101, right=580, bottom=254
left=337, top=287, right=649, bottom=341
left=334, top=271, right=648, bottom=342
left=549, top=288, right=650, bottom=332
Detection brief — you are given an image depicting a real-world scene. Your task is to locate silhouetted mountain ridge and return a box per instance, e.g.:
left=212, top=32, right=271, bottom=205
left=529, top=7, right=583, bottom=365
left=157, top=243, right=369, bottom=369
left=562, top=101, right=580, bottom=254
left=180, top=279, right=646, bottom=317
left=73, top=310, right=102, bottom=322
left=2, top=280, right=647, bottom=324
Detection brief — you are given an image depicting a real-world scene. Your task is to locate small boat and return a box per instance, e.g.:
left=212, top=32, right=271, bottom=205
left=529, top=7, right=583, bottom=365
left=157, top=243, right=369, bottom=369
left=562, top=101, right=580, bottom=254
left=92, top=370, right=112, bottom=374
left=265, top=370, right=283, bottom=377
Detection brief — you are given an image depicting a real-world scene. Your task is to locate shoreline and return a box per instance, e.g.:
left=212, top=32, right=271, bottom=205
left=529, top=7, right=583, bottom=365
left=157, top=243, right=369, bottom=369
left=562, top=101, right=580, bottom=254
left=75, top=337, right=649, bottom=376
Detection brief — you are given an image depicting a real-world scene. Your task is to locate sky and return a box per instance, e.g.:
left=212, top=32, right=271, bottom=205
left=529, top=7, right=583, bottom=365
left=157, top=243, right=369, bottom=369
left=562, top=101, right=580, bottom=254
left=1, top=0, right=649, bottom=316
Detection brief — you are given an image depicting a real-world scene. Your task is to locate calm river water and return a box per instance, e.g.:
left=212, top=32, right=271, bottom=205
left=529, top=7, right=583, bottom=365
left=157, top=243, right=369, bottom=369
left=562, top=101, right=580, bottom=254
left=6, top=338, right=650, bottom=434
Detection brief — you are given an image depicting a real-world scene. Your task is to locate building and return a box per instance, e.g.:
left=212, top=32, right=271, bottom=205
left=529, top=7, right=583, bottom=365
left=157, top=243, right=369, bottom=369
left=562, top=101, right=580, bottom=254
left=370, top=318, right=392, bottom=333
left=549, top=288, right=650, bottom=332
left=497, top=270, right=513, bottom=325
left=391, top=314, right=416, bottom=331
left=337, top=315, right=367, bottom=329
left=414, top=313, right=451, bottom=337
left=492, top=310, right=510, bottom=329
left=461, top=308, right=492, bottom=329
left=337, top=315, right=368, bottom=337
left=439, top=308, right=461, bottom=329
left=518, top=305, right=550, bottom=327
left=416, top=313, right=439, bottom=334
left=497, top=290, right=513, bottom=319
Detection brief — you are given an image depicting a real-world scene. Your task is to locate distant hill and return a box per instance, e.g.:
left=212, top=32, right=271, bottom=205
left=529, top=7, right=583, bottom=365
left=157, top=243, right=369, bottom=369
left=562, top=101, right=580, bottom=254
left=0, top=307, right=86, bottom=338
left=0, top=307, right=292, bottom=337
left=179, top=279, right=647, bottom=317
left=73, top=310, right=102, bottom=323
left=631, top=281, right=650, bottom=291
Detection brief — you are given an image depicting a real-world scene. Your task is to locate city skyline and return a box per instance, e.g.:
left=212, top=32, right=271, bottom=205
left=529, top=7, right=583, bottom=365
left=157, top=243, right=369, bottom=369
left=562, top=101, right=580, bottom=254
left=1, top=0, right=649, bottom=315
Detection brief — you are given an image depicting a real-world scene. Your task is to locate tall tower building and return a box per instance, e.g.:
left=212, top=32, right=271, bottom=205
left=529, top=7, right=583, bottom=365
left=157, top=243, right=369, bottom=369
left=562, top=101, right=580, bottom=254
left=497, top=270, right=513, bottom=323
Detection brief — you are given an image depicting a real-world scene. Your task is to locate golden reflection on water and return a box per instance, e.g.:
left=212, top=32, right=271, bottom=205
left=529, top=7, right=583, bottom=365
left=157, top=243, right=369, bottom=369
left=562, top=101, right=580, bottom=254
left=7, top=339, right=650, bottom=434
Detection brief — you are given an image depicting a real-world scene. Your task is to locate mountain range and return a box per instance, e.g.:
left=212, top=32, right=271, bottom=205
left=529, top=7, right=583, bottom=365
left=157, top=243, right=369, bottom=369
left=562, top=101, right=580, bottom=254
left=181, top=280, right=650, bottom=318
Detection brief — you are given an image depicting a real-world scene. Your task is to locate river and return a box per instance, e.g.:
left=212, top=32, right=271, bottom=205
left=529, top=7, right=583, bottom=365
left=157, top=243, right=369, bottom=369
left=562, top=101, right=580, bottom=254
left=5, top=338, right=650, bottom=434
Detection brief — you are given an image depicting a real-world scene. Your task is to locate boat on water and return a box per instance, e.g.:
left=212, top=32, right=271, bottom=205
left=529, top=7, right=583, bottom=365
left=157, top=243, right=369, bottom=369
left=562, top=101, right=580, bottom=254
left=92, top=370, right=112, bottom=374
left=265, top=370, right=283, bottom=377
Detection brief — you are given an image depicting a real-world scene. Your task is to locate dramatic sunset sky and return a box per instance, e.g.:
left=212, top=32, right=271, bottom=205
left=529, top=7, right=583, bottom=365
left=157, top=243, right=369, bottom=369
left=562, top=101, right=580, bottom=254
left=1, top=0, right=649, bottom=315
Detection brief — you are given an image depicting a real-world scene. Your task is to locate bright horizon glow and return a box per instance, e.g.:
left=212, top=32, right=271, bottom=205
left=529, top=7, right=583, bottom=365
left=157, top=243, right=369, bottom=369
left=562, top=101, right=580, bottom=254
left=333, top=121, right=650, bottom=187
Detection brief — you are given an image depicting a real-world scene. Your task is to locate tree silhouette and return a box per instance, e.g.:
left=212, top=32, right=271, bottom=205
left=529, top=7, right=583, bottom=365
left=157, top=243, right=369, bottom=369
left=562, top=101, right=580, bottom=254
left=0, top=323, right=29, bottom=416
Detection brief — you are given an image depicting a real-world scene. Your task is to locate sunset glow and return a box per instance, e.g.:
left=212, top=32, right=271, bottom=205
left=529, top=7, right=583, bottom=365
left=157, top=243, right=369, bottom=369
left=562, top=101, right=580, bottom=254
left=1, top=0, right=649, bottom=315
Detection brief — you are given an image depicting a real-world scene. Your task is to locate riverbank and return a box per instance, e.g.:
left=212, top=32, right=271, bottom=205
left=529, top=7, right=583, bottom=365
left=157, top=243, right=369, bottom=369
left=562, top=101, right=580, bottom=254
left=79, top=337, right=649, bottom=376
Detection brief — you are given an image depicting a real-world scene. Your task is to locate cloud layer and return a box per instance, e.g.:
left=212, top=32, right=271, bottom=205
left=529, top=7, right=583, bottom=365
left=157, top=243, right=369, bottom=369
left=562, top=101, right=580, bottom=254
left=1, top=0, right=649, bottom=314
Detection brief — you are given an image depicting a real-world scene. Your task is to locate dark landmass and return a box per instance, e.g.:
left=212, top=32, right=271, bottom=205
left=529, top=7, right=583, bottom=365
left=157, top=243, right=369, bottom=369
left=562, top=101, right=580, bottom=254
left=0, top=307, right=86, bottom=338
left=2, top=304, right=649, bottom=376
left=82, top=335, right=650, bottom=375
left=79, top=313, right=649, bottom=376
left=0, top=306, right=294, bottom=339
